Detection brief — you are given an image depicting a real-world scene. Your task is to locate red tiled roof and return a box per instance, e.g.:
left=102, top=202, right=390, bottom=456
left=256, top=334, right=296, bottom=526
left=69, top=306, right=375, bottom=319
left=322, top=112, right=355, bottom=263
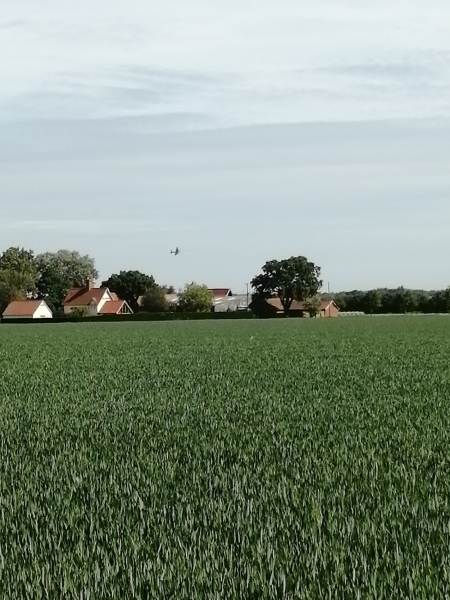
left=98, top=300, right=129, bottom=314
left=208, top=288, right=232, bottom=299
left=110, top=292, right=119, bottom=301
left=3, top=300, right=45, bottom=317
left=63, top=287, right=108, bottom=307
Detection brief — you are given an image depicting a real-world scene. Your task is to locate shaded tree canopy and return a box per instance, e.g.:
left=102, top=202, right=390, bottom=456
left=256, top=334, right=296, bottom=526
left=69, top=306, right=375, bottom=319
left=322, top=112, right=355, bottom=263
left=36, top=250, right=98, bottom=312
left=251, top=256, right=322, bottom=316
left=333, top=287, right=450, bottom=314
left=36, top=250, right=98, bottom=287
left=0, top=247, right=38, bottom=311
left=178, top=283, right=213, bottom=313
left=303, top=295, right=323, bottom=317
left=363, top=289, right=383, bottom=315
left=37, top=265, right=70, bottom=314
left=0, top=247, right=37, bottom=285
left=102, top=270, right=155, bottom=312
left=141, top=286, right=169, bottom=313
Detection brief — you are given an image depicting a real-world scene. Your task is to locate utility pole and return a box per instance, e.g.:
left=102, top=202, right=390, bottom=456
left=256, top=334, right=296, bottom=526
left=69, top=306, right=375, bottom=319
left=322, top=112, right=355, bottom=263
left=246, top=283, right=249, bottom=311
left=327, top=282, right=331, bottom=317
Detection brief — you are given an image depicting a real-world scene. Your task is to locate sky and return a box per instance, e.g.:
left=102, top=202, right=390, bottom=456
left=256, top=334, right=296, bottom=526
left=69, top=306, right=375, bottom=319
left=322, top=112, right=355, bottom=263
left=1, top=1, right=450, bottom=293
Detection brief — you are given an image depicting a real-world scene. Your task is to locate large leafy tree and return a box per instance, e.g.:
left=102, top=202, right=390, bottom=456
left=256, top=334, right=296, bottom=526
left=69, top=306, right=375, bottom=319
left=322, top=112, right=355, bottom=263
left=36, top=265, right=70, bottom=314
left=102, top=270, right=155, bottom=312
left=251, top=256, right=322, bottom=316
left=391, top=287, right=418, bottom=314
left=303, top=294, right=323, bottom=317
left=0, top=247, right=38, bottom=311
left=178, top=283, right=213, bottom=313
left=0, top=271, right=28, bottom=311
left=363, top=289, right=383, bottom=315
left=36, top=250, right=98, bottom=311
left=36, top=250, right=98, bottom=287
left=0, top=247, right=37, bottom=284
left=141, top=286, right=169, bottom=313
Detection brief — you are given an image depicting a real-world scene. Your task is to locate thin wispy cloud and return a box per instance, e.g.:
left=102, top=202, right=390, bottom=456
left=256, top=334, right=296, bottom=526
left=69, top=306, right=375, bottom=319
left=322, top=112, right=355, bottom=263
left=2, top=219, right=190, bottom=235
left=2, top=1, right=450, bottom=127
left=0, top=19, right=27, bottom=29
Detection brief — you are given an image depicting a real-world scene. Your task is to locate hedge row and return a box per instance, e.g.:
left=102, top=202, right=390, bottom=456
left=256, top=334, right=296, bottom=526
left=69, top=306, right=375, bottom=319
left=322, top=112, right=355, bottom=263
left=1, top=311, right=256, bottom=325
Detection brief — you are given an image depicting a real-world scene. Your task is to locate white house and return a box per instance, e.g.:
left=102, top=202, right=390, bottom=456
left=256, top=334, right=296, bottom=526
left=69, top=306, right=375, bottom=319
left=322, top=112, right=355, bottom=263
left=63, top=279, right=133, bottom=316
left=2, top=300, right=53, bottom=319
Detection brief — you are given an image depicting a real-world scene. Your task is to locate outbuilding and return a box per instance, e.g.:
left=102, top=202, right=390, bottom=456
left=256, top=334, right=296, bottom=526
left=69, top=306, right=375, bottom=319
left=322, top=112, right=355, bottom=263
left=2, top=300, right=53, bottom=320
left=257, top=298, right=340, bottom=317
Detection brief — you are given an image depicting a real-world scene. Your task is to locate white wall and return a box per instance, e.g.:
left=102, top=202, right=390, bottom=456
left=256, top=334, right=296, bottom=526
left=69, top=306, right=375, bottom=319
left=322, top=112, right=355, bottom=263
left=97, top=290, right=112, bottom=312
left=32, top=302, right=52, bottom=319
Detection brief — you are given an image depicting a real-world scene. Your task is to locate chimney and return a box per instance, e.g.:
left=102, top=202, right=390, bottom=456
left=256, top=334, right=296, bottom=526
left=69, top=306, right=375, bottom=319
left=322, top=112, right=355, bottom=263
left=86, top=278, right=93, bottom=291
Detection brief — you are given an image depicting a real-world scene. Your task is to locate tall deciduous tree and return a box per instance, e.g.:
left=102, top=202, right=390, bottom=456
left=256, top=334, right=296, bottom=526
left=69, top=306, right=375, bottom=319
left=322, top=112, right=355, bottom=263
left=141, top=286, right=169, bottom=313
left=392, top=287, right=418, bottom=314
left=178, top=283, right=213, bottom=313
left=0, top=247, right=37, bottom=284
left=251, top=256, right=322, bottom=316
left=36, top=250, right=98, bottom=311
left=303, top=295, right=323, bottom=317
left=102, top=270, right=155, bottom=312
left=36, top=250, right=98, bottom=286
left=37, top=265, right=69, bottom=314
left=0, top=271, right=27, bottom=311
left=0, top=247, right=38, bottom=311
left=363, top=289, right=383, bottom=315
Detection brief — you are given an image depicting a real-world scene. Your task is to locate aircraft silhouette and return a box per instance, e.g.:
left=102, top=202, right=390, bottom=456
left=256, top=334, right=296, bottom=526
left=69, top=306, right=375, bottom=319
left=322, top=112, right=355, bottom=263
left=170, top=247, right=180, bottom=256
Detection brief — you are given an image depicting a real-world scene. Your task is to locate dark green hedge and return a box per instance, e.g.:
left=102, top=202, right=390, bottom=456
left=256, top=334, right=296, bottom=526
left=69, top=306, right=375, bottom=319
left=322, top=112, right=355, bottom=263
left=1, top=311, right=256, bottom=325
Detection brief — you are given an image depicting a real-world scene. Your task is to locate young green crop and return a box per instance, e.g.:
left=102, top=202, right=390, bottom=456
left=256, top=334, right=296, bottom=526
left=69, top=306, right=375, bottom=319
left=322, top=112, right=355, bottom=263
left=0, top=317, right=450, bottom=598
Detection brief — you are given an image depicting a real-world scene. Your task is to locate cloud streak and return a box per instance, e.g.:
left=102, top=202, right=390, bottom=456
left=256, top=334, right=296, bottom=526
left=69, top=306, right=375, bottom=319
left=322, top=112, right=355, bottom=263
left=2, top=219, right=191, bottom=235
left=2, top=2, right=450, bottom=128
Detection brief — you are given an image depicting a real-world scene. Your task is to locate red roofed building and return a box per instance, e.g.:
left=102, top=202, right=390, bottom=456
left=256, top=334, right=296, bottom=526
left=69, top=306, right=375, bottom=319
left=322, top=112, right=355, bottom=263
left=2, top=300, right=53, bottom=319
left=208, top=288, right=233, bottom=304
left=63, top=280, right=133, bottom=316
left=98, top=300, right=133, bottom=315
left=264, top=298, right=339, bottom=317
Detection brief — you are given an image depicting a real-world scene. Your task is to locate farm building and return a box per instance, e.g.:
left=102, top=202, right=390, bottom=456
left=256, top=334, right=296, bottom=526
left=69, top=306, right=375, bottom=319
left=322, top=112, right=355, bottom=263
left=155, top=288, right=239, bottom=311
left=255, top=298, right=340, bottom=317
left=213, top=294, right=250, bottom=312
left=208, top=288, right=239, bottom=311
left=63, top=280, right=133, bottom=316
left=208, top=288, right=233, bottom=302
left=2, top=300, right=53, bottom=320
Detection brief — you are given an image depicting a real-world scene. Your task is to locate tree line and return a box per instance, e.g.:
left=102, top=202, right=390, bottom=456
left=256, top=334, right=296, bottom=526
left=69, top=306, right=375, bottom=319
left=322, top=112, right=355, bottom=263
left=333, top=288, right=450, bottom=314
left=250, top=256, right=450, bottom=316
left=0, top=247, right=214, bottom=315
left=2, top=246, right=449, bottom=317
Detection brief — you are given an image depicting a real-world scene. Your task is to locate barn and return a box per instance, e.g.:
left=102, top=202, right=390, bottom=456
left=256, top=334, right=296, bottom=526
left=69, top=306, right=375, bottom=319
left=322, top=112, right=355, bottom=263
left=2, top=300, right=53, bottom=320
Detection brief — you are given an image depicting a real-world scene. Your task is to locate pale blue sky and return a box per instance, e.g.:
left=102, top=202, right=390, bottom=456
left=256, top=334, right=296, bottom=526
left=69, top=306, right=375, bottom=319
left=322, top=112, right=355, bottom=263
left=1, top=1, right=450, bottom=292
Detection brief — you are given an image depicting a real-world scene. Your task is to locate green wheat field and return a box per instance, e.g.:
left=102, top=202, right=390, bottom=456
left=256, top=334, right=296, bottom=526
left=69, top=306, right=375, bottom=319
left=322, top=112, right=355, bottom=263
left=1, top=317, right=450, bottom=598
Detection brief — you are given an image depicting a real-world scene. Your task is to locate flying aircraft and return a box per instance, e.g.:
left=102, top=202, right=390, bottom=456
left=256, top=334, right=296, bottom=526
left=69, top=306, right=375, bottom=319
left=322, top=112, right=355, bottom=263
left=170, top=247, right=180, bottom=256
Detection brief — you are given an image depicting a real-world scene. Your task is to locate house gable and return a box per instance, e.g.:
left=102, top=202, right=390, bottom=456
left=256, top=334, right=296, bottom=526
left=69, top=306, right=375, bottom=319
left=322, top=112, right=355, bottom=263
left=208, top=288, right=233, bottom=303
left=62, top=280, right=131, bottom=316
left=98, top=300, right=133, bottom=315
left=63, top=284, right=114, bottom=314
